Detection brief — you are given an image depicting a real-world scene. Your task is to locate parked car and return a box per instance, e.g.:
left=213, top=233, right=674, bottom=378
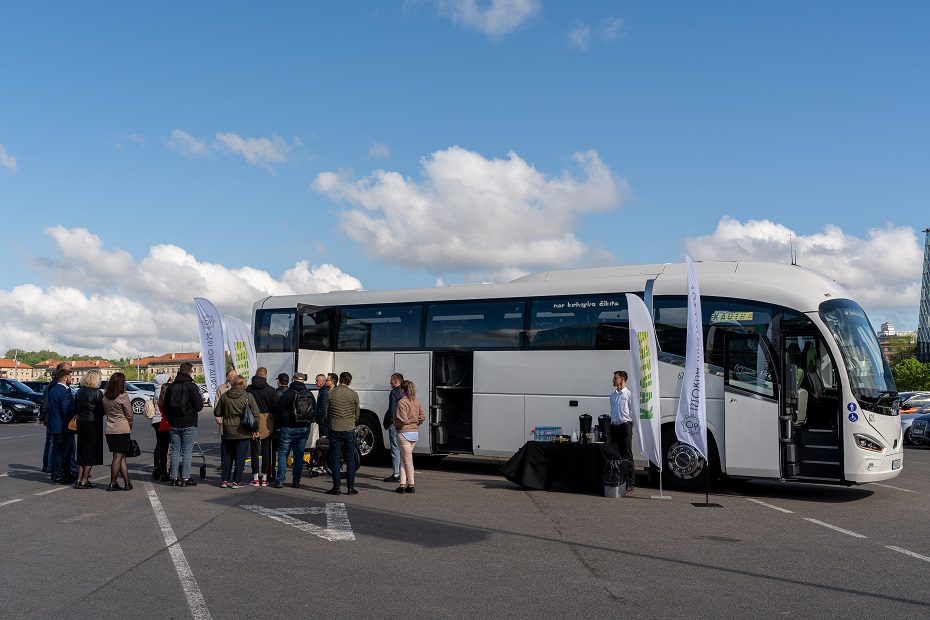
left=128, top=381, right=157, bottom=395
left=23, top=380, right=49, bottom=394
left=0, top=378, right=45, bottom=406
left=906, top=409, right=930, bottom=446
left=900, top=392, right=930, bottom=415
left=99, top=380, right=153, bottom=416
left=0, top=394, right=40, bottom=423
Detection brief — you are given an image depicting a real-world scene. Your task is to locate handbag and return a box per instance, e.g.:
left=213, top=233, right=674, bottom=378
left=143, top=398, right=155, bottom=419
left=67, top=416, right=78, bottom=432
left=241, top=399, right=257, bottom=432
left=126, top=439, right=141, bottom=458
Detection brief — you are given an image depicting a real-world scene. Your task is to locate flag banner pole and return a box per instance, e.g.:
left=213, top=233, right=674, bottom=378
left=651, top=466, right=671, bottom=500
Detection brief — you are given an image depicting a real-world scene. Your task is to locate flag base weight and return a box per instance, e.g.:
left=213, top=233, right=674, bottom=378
left=691, top=502, right=723, bottom=508
left=651, top=495, right=672, bottom=500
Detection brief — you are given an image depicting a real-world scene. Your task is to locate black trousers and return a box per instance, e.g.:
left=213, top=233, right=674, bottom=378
left=610, top=422, right=634, bottom=462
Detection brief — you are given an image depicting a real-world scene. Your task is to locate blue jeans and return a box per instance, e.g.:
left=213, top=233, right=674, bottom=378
left=329, top=430, right=357, bottom=491
left=276, top=426, right=310, bottom=484
left=222, top=439, right=249, bottom=484
left=50, top=432, right=76, bottom=480
left=388, top=426, right=400, bottom=476
left=169, top=426, right=198, bottom=481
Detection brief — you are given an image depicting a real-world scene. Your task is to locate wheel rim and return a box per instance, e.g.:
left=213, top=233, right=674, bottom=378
left=131, top=399, right=145, bottom=415
left=667, top=440, right=705, bottom=480
left=0, top=409, right=12, bottom=423
left=355, top=424, right=374, bottom=457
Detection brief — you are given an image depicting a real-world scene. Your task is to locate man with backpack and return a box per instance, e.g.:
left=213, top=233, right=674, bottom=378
left=272, top=373, right=315, bottom=489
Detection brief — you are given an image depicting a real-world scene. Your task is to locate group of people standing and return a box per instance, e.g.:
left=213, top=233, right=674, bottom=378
left=38, top=359, right=429, bottom=496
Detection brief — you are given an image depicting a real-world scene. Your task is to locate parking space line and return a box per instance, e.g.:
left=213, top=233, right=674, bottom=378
left=0, top=499, right=23, bottom=507
left=0, top=433, right=44, bottom=440
left=745, top=498, right=794, bottom=513
left=803, top=518, right=867, bottom=539
left=871, top=483, right=917, bottom=493
left=143, top=481, right=212, bottom=620
left=886, top=546, right=930, bottom=563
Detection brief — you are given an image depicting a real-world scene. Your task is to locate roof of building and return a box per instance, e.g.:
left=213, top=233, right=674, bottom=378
left=131, top=352, right=202, bottom=367
left=0, top=358, right=33, bottom=369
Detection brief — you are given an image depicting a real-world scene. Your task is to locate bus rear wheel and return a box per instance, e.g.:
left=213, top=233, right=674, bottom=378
left=355, top=412, right=383, bottom=466
left=661, top=426, right=717, bottom=492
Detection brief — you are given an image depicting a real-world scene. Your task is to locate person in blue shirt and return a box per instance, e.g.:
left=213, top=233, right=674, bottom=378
left=609, top=370, right=634, bottom=491
left=47, top=368, right=77, bottom=484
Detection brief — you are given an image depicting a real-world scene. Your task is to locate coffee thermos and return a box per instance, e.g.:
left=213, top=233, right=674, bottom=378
left=597, top=414, right=612, bottom=443
left=578, top=414, right=592, bottom=444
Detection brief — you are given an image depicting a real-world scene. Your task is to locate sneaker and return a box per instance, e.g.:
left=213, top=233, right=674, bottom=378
left=220, top=481, right=229, bottom=488
left=250, top=479, right=260, bottom=487
left=325, top=488, right=340, bottom=495
left=273, top=480, right=283, bottom=489
left=383, top=474, right=400, bottom=483
left=291, top=482, right=300, bottom=489
left=231, top=481, right=243, bottom=488
left=169, top=478, right=179, bottom=487
left=405, top=485, right=415, bottom=494
left=395, top=486, right=406, bottom=494
left=346, top=488, right=358, bottom=495
left=260, top=478, right=268, bottom=487
left=183, top=479, right=198, bottom=487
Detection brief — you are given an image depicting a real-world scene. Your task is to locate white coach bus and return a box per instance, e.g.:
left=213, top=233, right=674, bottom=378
left=252, top=261, right=903, bottom=489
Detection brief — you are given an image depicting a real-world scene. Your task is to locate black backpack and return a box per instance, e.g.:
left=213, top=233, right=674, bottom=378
left=292, top=390, right=315, bottom=425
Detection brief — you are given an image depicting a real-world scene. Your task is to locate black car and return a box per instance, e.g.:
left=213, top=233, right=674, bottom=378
left=0, top=378, right=45, bottom=405
left=0, top=394, right=41, bottom=423
left=907, top=410, right=930, bottom=446
left=23, top=380, right=49, bottom=394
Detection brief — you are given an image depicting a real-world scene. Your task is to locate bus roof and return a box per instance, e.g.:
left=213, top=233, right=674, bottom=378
left=254, top=261, right=848, bottom=314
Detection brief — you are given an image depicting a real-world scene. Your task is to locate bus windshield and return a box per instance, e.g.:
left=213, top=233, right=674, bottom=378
left=820, top=299, right=896, bottom=408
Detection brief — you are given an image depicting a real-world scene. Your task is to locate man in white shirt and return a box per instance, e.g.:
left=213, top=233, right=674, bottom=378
left=609, top=370, right=634, bottom=475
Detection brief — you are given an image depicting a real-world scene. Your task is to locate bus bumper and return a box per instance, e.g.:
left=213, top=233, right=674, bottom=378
left=847, top=450, right=904, bottom=483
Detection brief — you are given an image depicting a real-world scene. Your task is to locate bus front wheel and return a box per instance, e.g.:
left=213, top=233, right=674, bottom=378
left=661, top=426, right=718, bottom=492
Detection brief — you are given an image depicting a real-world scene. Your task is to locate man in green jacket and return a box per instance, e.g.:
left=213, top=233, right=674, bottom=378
left=323, top=371, right=360, bottom=495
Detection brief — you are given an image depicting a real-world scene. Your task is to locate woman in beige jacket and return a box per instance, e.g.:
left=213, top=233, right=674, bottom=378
left=103, top=372, right=134, bottom=491
left=393, top=380, right=425, bottom=494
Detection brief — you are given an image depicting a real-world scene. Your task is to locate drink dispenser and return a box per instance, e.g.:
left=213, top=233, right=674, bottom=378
left=597, top=414, right=612, bottom=443
left=578, top=414, right=592, bottom=444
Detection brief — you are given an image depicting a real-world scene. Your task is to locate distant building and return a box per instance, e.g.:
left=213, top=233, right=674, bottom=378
left=130, top=352, right=205, bottom=379
left=0, top=359, right=37, bottom=381
left=876, top=322, right=916, bottom=361
left=919, top=228, right=930, bottom=362
left=31, top=359, right=118, bottom=383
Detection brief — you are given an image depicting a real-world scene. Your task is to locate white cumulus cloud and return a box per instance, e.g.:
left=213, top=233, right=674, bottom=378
left=685, top=216, right=925, bottom=326
left=312, top=146, right=627, bottom=279
left=0, top=143, right=18, bottom=172
left=435, top=0, right=540, bottom=37
left=165, top=129, right=210, bottom=157
left=0, top=227, right=363, bottom=358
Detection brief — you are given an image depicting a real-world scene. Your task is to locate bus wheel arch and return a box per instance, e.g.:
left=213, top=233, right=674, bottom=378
left=356, top=409, right=383, bottom=465
left=660, top=423, right=720, bottom=491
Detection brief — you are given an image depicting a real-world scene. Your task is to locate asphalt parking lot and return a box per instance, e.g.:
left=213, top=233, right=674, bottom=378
left=2, top=411, right=930, bottom=619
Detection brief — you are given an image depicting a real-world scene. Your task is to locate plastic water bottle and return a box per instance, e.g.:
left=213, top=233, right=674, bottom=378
left=571, top=429, right=578, bottom=443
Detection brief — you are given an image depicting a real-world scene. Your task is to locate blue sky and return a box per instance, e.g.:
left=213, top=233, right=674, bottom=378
left=0, top=1, right=928, bottom=356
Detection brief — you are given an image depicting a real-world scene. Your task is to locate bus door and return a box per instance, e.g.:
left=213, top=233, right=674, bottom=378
left=394, top=352, right=431, bottom=455
left=430, top=352, right=474, bottom=455
left=722, top=333, right=781, bottom=478
left=779, top=331, right=843, bottom=481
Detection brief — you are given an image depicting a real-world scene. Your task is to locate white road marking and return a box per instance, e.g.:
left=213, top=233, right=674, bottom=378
left=0, top=499, right=23, bottom=507
left=871, top=483, right=917, bottom=494
left=240, top=504, right=356, bottom=541
left=803, top=518, right=867, bottom=539
left=143, top=481, right=213, bottom=620
left=0, top=472, right=8, bottom=477
left=886, top=546, right=930, bottom=563
left=0, top=433, right=44, bottom=440
left=745, top=498, right=794, bottom=514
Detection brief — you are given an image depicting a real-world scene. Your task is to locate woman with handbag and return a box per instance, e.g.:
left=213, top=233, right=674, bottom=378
left=393, top=380, right=426, bottom=494
left=214, top=376, right=259, bottom=488
left=73, top=369, right=105, bottom=489
left=103, top=372, right=134, bottom=491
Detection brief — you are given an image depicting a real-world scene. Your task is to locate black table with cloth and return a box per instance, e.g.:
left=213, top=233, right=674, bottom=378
left=500, top=441, right=625, bottom=495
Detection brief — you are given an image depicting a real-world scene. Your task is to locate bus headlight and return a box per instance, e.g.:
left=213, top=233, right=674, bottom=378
left=854, top=433, right=884, bottom=452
